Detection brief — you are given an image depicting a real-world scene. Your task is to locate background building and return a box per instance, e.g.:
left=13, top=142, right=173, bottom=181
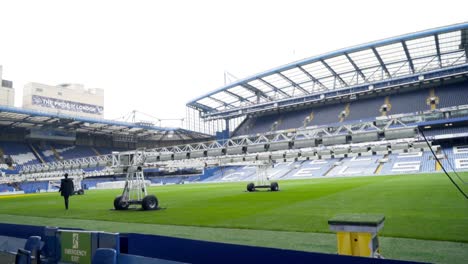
left=0, top=65, right=15, bottom=107
left=22, top=82, right=104, bottom=118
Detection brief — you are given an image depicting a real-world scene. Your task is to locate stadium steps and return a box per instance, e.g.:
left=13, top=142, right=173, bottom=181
left=231, top=117, right=250, bottom=136
left=33, top=143, right=57, bottom=163
left=303, top=112, right=314, bottom=127
left=323, top=158, right=342, bottom=176
left=339, top=103, right=350, bottom=122
left=271, top=165, right=297, bottom=180
left=28, top=144, right=45, bottom=164
left=435, top=159, right=442, bottom=171
left=271, top=116, right=283, bottom=132
left=0, top=148, right=5, bottom=164
left=435, top=148, right=442, bottom=171
left=91, top=147, right=101, bottom=156
left=427, top=88, right=439, bottom=111
left=374, top=154, right=387, bottom=174
left=381, top=96, right=392, bottom=116
left=51, top=145, right=62, bottom=161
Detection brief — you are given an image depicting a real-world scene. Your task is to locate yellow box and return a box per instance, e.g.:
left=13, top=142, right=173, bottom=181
left=328, top=214, right=384, bottom=258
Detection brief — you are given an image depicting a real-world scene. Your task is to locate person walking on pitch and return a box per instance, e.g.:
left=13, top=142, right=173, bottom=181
left=59, top=173, right=74, bottom=210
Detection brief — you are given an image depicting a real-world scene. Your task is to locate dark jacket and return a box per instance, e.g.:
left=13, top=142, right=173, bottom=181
left=59, top=178, right=74, bottom=196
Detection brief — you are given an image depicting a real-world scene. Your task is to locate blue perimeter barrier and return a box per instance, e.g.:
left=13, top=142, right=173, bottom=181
left=0, top=223, right=424, bottom=264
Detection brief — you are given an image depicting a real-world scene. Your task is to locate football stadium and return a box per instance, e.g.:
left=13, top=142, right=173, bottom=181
left=1, top=22, right=468, bottom=264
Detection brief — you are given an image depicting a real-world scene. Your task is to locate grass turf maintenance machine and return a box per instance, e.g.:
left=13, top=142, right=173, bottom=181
left=112, top=150, right=159, bottom=210
left=246, top=161, right=279, bottom=192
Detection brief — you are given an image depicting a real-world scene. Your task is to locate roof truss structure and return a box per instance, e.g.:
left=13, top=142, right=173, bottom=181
left=0, top=106, right=212, bottom=142
left=187, top=23, right=468, bottom=118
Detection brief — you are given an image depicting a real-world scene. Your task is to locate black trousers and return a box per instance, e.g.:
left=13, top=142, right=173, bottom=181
left=63, top=195, right=70, bottom=209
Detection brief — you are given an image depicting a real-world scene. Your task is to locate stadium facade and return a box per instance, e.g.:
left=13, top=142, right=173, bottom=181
left=22, top=82, right=105, bottom=118
left=1, top=22, right=468, bottom=192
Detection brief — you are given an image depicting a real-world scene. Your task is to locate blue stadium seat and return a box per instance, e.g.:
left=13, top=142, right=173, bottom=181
left=436, top=82, right=468, bottom=109
left=15, top=248, right=31, bottom=264
left=24, top=236, right=41, bottom=263
left=98, top=232, right=120, bottom=254
left=92, top=248, right=117, bottom=264
left=232, top=80, right=468, bottom=137
left=41, top=227, right=60, bottom=263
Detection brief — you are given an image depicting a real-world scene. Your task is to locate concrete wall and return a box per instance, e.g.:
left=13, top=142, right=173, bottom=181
left=0, top=86, right=14, bottom=106
left=0, top=65, right=15, bottom=107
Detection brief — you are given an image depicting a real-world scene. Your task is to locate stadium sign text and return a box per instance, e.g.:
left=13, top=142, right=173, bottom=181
left=60, top=231, right=92, bottom=264
left=32, top=95, right=103, bottom=115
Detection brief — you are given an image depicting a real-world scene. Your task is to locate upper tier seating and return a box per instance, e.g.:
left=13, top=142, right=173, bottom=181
left=0, top=142, right=124, bottom=175
left=233, top=81, right=468, bottom=136
left=387, top=89, right=430, bottom=115
left=436, top=82, right=468, bottom=109
left=0, top=142, right=40, bottom=173
left=53, top=144, right=97, bottom=160
left=346, top=96, right=384, bottom=122
left=33, top=143, right=56, bottom=163
left=95, top=147, right=114, bottom=155
left=309, top=103, right=346, bottom=126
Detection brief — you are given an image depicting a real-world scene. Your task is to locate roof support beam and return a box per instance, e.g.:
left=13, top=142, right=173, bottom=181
left=208, top=96, right=236, bottom=109
left=189, top=102, right=217, bottom=113
left=434, top=34, right=443, bottom=67
left=240, top=83, right=270, bottom=101
left=401, top=41, right=415, bottom=74
left=276, top=72, right=309, bottom=94
left=320, top=59, right=348, bottom=86
left=297, top=66, right=327, bottom=90
left=223, top=90, right=247, bottom=102
left=372, top=47, right=391, bottom=78
left=258, top=78, right=291, bottom=98
left=344, top=53, right=367, bottom=82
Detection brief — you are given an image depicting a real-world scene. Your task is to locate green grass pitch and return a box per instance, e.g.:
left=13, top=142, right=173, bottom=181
left=1, top=173, right=467, bottom=263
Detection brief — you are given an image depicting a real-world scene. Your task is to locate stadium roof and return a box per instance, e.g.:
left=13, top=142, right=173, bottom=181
left=187, top=22, right=468, bottom=119
left=0, top=105, right=211, bottom=141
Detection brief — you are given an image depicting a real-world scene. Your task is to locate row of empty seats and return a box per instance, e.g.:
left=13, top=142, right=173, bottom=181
left=1, top=145, right=467, bottom=193
left=233, top=81, right=468, bottom=136
left=200, top=146, right=468, bottom=182
left=0, top=142, right=124, bottom=175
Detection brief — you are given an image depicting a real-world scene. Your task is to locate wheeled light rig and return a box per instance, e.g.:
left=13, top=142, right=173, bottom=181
left=246, top=161, right=279, bottom=192
left=112, top=150, right=158, bottom=210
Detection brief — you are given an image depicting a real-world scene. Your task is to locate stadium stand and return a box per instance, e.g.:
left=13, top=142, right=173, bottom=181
left=347, top=97, right=383, bottom=121
left=18, top=181, right=49, bottom=194
left=387, top=89, right=430, bottom=115
left=53, top=144, right=96, bottom=160
left=436, top=82, right=468, bottom=108
left=1, top=23, right=468, bottom=195
left=0, top=142, right=40, bottom=166
left=422, top=126, right=468, bottom=137
left=82, top=177, right=117, bottom=189
left=0, top=184, right=15, bottom=192
left=232, top=80, right=468, bottom=136
left=327, top=156, right=382, bottom=177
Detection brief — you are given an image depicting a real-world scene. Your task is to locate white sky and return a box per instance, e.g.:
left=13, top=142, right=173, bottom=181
left=0, top=0, right=467, bottom=126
